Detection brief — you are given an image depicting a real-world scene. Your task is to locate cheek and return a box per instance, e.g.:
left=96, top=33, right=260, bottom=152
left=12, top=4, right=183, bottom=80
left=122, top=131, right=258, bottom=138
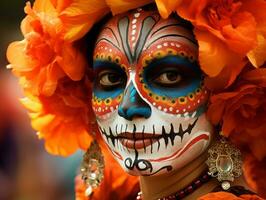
left=135, top=78, right=209, bottom=115
left=92, top=91, right=123, bottom=117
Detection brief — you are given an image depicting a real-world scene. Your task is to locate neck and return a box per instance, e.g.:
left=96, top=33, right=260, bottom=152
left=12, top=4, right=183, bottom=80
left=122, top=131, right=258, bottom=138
left=139, top=150, right=218, bottom=200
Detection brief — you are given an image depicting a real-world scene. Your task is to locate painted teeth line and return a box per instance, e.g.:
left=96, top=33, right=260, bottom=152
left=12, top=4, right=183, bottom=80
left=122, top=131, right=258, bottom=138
left=99, top=118, right=198, bottom=150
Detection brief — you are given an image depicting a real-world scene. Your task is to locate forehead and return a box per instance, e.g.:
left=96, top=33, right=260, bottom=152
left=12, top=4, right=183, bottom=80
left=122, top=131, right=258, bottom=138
left=93, top=8, right=197, bottom=68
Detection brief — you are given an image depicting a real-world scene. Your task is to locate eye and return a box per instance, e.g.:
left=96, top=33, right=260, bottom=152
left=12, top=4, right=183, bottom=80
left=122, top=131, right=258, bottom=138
left=154, top=70, right=182, bottom=86
left=98, top=70, right=125, bottom=89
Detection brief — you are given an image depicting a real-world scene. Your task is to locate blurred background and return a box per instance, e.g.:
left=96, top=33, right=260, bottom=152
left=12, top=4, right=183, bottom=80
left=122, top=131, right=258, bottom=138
left=0, top=1, right=83, bottom=199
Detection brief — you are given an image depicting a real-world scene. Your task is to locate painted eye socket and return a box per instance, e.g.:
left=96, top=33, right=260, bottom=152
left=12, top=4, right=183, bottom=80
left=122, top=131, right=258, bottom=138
left=99, top=71, right=123, bottom=87
left=154, top=71, right=182, bottom=86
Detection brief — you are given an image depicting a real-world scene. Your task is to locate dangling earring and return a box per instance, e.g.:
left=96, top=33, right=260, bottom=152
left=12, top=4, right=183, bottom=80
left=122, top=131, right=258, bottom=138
left=80, top=140, right=105, bottom=197
left=206, top=134, right=242, bottom=190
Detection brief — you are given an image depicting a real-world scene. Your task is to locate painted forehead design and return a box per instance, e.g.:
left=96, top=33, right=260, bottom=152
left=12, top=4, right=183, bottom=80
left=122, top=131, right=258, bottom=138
left=93, top=8, right=197, bottom=67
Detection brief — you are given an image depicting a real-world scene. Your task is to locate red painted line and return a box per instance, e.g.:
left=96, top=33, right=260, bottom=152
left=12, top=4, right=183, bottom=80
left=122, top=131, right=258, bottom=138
left=149, top=134, right=209, bottom=162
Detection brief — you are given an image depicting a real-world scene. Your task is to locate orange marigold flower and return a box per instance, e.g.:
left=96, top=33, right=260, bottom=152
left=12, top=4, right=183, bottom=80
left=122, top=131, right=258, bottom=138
left=75, top=146, right=139, bottom=200
left=156, top=0, right=266, bottom=89
left=198, top=191, right=264, bottom=200
left=6, top=0, right=109, bottom=96
left=207, top=67, right=266, bottom=161
left=20, top=78, right=94, bottom=156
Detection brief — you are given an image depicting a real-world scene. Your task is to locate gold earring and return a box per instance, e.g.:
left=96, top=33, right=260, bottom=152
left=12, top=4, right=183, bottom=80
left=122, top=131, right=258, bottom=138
left=206, top=135, right=242, bottom=190
left=80, top=140, right=105, bottom=196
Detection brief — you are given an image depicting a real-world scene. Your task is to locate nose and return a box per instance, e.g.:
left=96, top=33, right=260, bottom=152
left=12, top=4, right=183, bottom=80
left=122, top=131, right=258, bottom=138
left=118, top=82, right=151, bottom=120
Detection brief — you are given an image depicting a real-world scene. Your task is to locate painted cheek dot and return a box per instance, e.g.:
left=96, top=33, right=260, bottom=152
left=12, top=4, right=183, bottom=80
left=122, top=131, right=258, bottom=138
left=178, top=97, right=187, bottom=104
left=104, top=98, right=112, bottom=105
left=114, top=56, right=121, bottom=64
left=188, top=93, right=195, bottom=100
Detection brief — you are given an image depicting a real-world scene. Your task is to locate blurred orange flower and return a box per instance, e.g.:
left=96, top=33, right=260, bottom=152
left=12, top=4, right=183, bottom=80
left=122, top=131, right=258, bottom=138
left=20, top=78, right=94, bottom=156
left=156, top=0, right=266, bottom=89
left=198, top=191, right=264, bottom=200
left=75, top=146, right=139, bottom=200
left=243, top=155, right=266, bottom=198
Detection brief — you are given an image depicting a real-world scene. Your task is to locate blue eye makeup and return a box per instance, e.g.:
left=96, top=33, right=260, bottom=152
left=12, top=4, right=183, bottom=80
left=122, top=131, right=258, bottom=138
left=143, top=56, right=202, bottom=98
left=93, top=60, right=127, bottom=99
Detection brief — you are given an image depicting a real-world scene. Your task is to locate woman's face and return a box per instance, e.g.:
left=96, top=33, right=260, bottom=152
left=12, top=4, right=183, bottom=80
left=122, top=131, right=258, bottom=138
left=92, top=8, right=213, bottom=176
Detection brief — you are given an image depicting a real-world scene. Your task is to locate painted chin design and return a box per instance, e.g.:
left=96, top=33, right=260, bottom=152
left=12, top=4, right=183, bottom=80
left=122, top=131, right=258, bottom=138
left=97, top=107, right=212, bottom=176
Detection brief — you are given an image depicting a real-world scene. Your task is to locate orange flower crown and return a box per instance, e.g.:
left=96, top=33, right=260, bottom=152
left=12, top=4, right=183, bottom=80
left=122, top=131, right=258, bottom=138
left=6, top=0, right=266, bottom=197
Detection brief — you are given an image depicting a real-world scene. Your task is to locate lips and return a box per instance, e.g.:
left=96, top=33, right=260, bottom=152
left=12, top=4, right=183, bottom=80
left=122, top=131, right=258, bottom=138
left=118, top=132, right=160, bottom=149
left=100, top=118, right=199, bottom=150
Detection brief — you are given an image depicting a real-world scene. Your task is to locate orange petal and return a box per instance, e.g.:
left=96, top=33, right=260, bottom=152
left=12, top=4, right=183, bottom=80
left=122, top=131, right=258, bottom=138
left=6, top=40, right=36, bottom=72
left=242, top=68, right=266, bottom=87
left=58, top=43, right=86, bottom=80
left=20, top=97, right=42, bottom=112
left=222, top=12, right=257, bottom=54
left=155, top=0, right=182, bottom=19
left=33, top=0, right=57, bottom=14
left=60, top=0, right=109, bottom=41
left=195, top=29, right=243, bottom=77
left=106, top=0, right=153, bottom=15
left=241, top=0, right=266, bottom=35
left=247, top=34, right=266, bottom=68
left=31, top=114, right=55, bottom=131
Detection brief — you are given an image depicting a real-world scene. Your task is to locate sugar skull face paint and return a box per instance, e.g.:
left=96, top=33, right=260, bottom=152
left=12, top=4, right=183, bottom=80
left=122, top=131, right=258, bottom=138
left=92, top=8, right=213, bottom=176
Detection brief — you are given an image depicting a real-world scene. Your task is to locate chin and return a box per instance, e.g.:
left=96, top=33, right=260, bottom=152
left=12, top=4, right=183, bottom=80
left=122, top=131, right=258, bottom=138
left=99, top=112, right=213, bottom=176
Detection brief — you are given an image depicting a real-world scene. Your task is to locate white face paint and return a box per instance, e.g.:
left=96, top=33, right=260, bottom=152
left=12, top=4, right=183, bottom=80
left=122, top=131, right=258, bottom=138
left=92, top=9, right=213, bottom=176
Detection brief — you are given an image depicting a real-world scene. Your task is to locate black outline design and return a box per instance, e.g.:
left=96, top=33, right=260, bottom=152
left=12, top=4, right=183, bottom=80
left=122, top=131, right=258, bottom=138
left=99, top=117, right=198, bottom=151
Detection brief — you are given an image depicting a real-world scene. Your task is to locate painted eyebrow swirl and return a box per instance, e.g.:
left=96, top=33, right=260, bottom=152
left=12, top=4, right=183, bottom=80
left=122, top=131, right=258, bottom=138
left=150, top=23, right=190, bottom=37
left=117, top=16, right=157, bottom=63
left=146, top=34, right=198, bottom=49
left=134, top=16, right=156, bottom=62
left=118, top=17, right=133, bottom=63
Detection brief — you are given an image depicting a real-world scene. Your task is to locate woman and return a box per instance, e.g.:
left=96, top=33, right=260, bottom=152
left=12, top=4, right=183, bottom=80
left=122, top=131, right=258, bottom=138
left=7, top=0, right=266, bottom=199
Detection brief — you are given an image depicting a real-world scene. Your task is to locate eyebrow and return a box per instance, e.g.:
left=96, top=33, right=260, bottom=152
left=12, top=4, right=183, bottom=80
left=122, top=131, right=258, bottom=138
left=93, top=59, right=123, bottom=70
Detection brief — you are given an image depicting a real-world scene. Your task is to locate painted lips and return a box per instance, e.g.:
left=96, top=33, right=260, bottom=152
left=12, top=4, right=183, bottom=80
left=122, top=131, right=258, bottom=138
left=118, top=132, right=160, bottom=149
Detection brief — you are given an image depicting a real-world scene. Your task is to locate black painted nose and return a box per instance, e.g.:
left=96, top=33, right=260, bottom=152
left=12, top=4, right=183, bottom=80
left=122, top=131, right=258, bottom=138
left=118, top=82, right=151, bottom=120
